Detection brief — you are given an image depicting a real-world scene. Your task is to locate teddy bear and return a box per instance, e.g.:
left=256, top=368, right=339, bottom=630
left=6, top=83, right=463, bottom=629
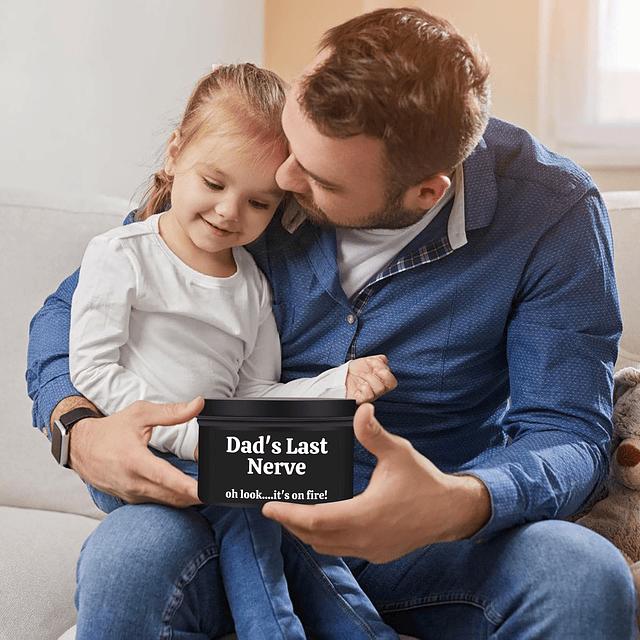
left=577, top=366, right=640, bottom=607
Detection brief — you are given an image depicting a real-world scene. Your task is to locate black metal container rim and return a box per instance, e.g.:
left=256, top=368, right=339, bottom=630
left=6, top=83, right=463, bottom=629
left=200, top=397, right=357, bottom=419
left=197, top=418, right=354, bottom=427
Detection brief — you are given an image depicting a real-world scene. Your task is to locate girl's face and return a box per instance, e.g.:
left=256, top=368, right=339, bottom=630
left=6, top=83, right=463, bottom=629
left=161, top=129, right=286, bottom=276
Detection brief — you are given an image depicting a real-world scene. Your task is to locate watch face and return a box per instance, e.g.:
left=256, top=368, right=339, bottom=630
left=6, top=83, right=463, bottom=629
left=51, top=421, right=66, bottom=466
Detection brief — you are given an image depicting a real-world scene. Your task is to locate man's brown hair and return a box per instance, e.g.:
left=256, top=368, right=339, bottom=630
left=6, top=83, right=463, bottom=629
left=298, top=7, right=491, bottom=189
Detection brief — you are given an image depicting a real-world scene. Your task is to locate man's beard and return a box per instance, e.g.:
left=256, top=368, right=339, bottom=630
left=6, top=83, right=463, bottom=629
left=294, top=183, right=427, bottom=230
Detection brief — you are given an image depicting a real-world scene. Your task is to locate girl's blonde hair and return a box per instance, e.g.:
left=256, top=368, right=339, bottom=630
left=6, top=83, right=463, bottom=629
left=139, top=63, right=288, bottom=221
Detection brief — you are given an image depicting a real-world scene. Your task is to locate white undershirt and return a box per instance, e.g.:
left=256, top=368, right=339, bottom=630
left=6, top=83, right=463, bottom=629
left=336, top=166, right=465, bottom=300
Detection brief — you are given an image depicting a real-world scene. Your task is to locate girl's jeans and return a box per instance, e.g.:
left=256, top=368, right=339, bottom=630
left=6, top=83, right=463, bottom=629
left=201, top=504, right=398, bottom=639
left=78, top=454, right=638, bottom=640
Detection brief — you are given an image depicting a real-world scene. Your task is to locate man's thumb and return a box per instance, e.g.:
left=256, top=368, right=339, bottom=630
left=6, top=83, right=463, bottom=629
left=147, top=397, right=205, bottom=427
left=353, top=402, right=396, bottom=459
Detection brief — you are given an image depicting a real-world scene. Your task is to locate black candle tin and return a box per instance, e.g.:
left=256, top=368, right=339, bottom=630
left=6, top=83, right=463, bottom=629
left=197, top=398, right=355, bottom=507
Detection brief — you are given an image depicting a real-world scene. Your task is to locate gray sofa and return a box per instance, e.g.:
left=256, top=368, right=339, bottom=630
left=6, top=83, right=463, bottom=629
left=1, top=187, right=639, bottom=639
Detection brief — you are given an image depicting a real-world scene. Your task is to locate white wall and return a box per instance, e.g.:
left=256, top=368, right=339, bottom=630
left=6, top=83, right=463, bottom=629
left=0, top=0, right=265, bottom=202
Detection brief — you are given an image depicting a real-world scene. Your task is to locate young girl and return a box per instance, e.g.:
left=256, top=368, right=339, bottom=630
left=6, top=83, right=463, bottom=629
left=69, top=64, right=399, bottom=640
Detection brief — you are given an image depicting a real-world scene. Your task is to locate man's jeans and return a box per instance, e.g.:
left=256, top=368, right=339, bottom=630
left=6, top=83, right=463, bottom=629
left=79, top=455, right=638, bottom=639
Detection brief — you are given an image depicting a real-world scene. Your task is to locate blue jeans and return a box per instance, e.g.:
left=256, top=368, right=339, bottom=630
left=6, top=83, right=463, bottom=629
left=200, top=504, right=398, bottom=639
left=81, top=453, right=398, bottom=640
left=80, top=457, right=638, bottom=639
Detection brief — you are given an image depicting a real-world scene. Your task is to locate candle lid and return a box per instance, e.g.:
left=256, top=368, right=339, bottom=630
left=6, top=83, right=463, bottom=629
left=199, top=397, right=356, bottom=419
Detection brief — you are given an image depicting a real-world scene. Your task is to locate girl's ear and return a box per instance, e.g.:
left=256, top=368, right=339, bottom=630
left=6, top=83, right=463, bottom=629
left=164, top=130, right=182, bottom=176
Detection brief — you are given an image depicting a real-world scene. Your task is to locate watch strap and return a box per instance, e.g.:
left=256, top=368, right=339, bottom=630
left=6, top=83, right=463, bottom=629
left=52, top=407, right=100, bottom=467
left=57, top=407, right=100, bottom=431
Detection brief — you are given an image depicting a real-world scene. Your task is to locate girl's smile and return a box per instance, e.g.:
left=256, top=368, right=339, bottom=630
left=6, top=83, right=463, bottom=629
left=159, top=130, right=286, bottom=277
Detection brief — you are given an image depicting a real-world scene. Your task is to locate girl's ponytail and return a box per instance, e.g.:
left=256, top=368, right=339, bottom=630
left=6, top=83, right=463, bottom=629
left=138, top=168, right=172, bottom=221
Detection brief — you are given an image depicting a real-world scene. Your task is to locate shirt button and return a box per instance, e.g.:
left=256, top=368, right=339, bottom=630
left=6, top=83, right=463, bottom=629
left=347, top=314, right=356, bottom=324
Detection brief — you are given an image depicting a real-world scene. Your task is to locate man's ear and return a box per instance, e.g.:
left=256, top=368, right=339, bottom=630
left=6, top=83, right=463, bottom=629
left=403, top=173, right=452, bottom=212
left=164, top=130, right=182, bottom=177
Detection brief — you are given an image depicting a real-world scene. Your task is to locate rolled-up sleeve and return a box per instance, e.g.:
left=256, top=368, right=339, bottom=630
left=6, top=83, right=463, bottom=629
left=26, top=270, right=83, bottom=436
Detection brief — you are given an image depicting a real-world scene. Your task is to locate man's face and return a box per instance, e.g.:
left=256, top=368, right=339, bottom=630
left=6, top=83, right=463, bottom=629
left=276, top=84, right=425, bottom=230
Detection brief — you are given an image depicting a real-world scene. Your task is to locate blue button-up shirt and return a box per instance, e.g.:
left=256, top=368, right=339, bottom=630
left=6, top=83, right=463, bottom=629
left=26, top=118, right=621, bottom=540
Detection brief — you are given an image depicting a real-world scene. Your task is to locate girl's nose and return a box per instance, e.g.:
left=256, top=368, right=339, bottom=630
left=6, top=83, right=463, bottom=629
left=276, top=154, right=307, bottom=193
left=215, top=194, right=241, bottom=222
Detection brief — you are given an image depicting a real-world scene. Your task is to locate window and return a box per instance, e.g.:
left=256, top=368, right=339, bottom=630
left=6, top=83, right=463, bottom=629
left=540, top=0, right=640, bottom=167
left=595, top=0, right=640, bottom=123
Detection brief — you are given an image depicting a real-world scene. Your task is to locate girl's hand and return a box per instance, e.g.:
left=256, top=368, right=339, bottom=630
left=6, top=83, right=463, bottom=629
left=345, top=354, right=397, bottom=404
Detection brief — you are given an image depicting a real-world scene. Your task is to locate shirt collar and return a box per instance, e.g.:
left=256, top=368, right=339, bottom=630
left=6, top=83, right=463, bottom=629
left=447, top=165, right=467, bottom=250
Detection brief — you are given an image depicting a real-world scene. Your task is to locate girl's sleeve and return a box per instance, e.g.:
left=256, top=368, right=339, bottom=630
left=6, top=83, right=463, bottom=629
left=70, top=234, right=148, bottom=412
left=69, top=235, right=196, bottom=460
left=234, top=281, right=350, bottom=399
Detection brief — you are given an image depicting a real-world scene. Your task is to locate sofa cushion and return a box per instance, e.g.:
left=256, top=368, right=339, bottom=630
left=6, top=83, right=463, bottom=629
left=603, top=191, right=640, bottom=370
left=0, top=506, right=101, bottom=640
left=1, top=189, right=131, bottom=517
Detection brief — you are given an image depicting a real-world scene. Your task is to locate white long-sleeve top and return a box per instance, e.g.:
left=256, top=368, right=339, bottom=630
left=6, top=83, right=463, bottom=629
left=69, top=214, right=349, bottom=460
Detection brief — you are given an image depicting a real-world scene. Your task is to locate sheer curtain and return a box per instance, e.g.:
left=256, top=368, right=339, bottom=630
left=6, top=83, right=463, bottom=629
left=596, top=0, right=640, bottom=123
left=540, top=0, right=640, bottom=166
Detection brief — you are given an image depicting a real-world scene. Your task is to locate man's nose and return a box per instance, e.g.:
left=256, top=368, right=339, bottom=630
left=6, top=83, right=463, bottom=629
left=276, top=154, right=307, bottom=193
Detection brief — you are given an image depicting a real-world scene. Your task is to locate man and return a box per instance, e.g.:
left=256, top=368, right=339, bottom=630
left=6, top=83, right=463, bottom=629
left=27, top=7, right=637, bottom=638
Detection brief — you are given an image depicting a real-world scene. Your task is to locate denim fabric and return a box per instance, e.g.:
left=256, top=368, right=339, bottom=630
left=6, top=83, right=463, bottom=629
left=346, top=520, right=638, bottom=639
left=201, top=505, right=398, bottom=639
left=201, top=504, right=307, bottom=639
left=85, top=452, right=398, bottom=640
left=75, top=498, right=638, bottom=639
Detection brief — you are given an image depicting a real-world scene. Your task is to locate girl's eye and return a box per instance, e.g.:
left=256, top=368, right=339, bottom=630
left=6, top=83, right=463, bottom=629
left=203, top=178, right=223, bottom=191
left=249, top=200, right=270, bottom=210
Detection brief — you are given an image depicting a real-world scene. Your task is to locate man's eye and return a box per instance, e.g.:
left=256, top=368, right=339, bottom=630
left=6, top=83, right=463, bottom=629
left=203, top=178, right=223, bottom=191
left=313, top=178, right=337, bottom=193
left=249, top=200, right=270, bottom=210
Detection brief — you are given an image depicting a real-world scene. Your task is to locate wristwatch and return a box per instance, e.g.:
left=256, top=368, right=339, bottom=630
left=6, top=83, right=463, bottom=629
left=51, top=407, right=100, bottom=467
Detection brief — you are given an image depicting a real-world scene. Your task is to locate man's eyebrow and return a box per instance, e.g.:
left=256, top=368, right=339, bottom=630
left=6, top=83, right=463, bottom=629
left=295, top=159, right=342, bottom=190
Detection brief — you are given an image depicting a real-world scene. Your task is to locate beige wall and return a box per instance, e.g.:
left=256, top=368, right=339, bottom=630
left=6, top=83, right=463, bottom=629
left=265, top=0, right=363, bottom=83
left=264, top=0, right=640, bottom=192
left=265, top=0, right=539, bottom=133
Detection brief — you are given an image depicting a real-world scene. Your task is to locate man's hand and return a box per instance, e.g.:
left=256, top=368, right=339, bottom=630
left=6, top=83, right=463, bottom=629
left=262, top=403, right=491, bottom=563
left=345, top=354, right=398, bottom=404
left=62, top=397, right=204, bottom=508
